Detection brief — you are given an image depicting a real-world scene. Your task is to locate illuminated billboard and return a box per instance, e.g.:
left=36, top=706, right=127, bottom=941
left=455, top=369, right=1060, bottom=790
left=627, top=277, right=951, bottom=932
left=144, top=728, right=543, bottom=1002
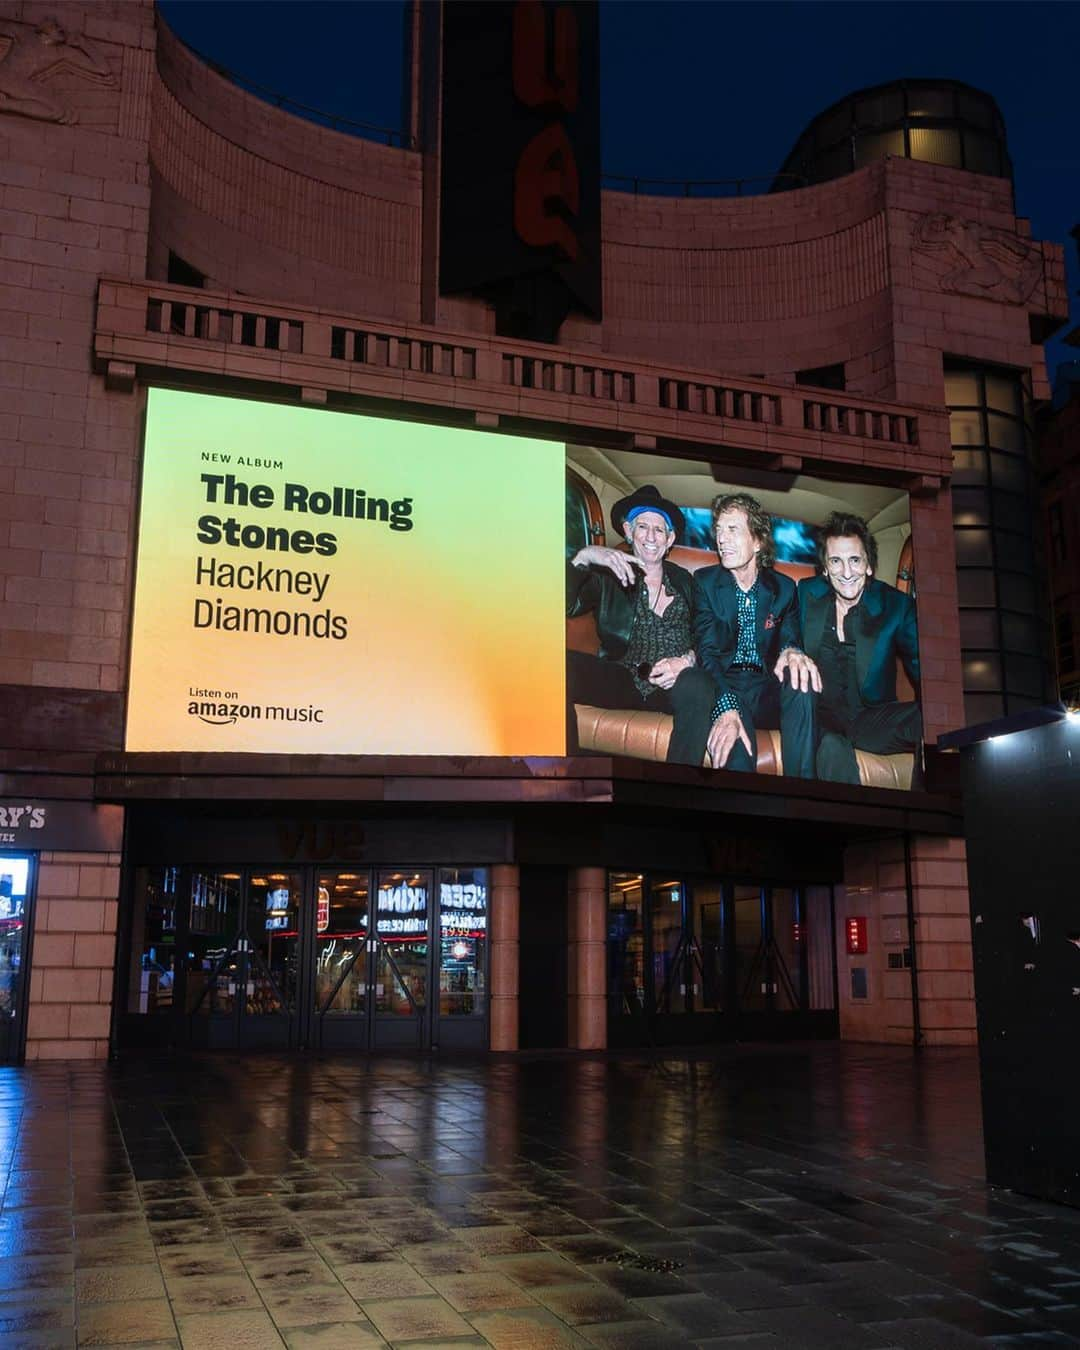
left=127, top=389, right=566, bottom=755
left=565, top=448, right=921, bottom=790
left=128, top=391, right=921, bottom=789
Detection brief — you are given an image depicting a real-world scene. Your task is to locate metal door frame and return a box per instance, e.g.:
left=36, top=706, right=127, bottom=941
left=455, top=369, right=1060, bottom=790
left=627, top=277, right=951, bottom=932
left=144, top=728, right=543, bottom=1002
left=0, top=850, right=37, bottom=1066
left=310, top=865, right=437, bottom=1052
left=185, top=865, right=301, bottom=1051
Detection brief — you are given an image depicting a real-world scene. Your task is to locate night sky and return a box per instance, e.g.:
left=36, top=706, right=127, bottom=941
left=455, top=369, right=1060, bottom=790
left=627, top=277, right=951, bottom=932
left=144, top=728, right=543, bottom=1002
left=158, top=0, right=1079, bottom=377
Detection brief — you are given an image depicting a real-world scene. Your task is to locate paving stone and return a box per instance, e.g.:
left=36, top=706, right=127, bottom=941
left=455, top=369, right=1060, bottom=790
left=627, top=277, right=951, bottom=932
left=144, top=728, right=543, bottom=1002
left=360, top=1294, right=473, bottom=1341
left=176, top=1307, right=287, bottom=1348
left=630, top=1292, right=756, bottom=1338
left=339, top=1259, right=436, bottom=1301
left=428, top=1272, right=539, bottom=1312
left=453, top=1225, right=546, bottom=1256
left=577, top=1321, right=691, bottom=1349
left=163, top=1271, right=265, bottom=1315
left=752, top=1304, right=909, bottom=1348
left=490, top=1252, right=597, bottom=1288
left=467, top=1306, right=592, bottom=1347
left=75, top=1296, right=177, bottom=1345
left=282, top=1324, right=384, bottom=1349
left=531, top=1281, right=635, bottom=1326
left=76, top=1262, right=167, bottom=1304
left=863, top=1317, right=988, bottom=1348
left=261, top=1284, right=365, bottom=1329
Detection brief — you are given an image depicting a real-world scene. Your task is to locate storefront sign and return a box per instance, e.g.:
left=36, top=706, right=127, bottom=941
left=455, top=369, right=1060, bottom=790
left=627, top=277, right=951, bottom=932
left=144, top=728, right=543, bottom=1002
left=0, top=799, right=122, bottom=852
left=128, top=813, right=512, bottom=867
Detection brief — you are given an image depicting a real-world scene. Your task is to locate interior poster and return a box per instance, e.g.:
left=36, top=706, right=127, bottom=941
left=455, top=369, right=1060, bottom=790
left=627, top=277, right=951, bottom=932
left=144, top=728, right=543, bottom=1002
left=126, top=389, right=566, bottom=755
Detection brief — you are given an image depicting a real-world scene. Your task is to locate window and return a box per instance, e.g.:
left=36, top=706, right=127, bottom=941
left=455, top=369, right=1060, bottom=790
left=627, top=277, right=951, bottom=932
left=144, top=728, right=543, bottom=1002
left=946, top=361, right=1051, bottom=717
left=795, top=363, right=845, bottom=392
left=439, top=868, right=487, bottom=1016
left=776, top=80, right=1012, bottom=189
left=565, top=468, right=604, bottom=558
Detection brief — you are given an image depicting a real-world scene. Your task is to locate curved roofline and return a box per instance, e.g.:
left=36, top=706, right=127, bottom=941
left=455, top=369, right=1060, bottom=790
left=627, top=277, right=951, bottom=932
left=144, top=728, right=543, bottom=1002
left=155, top=6, right=414, bottom=149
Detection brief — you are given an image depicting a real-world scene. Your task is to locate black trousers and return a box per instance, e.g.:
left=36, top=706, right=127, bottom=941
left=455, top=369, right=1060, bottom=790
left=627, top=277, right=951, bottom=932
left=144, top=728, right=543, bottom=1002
left=567, top=651, right=716, bottom=766
left=718, top=668, right=817, bottom=779
left=816, top=700, right=922, bottom=785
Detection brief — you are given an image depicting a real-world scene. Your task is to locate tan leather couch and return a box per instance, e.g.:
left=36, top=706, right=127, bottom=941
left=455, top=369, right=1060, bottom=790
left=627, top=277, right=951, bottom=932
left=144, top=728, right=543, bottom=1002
left=569, top=547, right=915, bottom=789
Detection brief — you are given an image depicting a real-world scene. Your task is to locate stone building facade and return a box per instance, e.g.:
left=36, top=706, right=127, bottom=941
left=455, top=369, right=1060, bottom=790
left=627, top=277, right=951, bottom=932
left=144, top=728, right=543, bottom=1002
left=0, top=0, right=1067, bottom=1060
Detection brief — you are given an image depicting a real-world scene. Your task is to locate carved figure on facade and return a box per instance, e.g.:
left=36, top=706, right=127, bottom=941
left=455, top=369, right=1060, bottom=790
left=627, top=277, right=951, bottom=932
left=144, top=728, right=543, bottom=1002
left=913, top=212, right=1041, bottom=305
left=0, top=18, right=116, bottom=125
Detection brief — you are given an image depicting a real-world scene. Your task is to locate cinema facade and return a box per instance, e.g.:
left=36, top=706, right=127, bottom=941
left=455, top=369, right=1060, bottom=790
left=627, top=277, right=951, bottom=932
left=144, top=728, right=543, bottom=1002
left=0, top=0, right=1068, bottom=1062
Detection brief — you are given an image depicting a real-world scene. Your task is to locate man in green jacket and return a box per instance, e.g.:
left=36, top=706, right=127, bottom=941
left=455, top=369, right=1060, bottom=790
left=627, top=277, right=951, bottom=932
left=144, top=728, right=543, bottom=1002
left=797, top=511, right=921, bottom=784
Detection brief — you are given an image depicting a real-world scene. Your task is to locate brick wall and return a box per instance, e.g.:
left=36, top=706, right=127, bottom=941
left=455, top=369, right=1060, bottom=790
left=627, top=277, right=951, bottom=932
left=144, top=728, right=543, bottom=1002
left=0, top=0, right=154, bottom=700
left=838, top=835, right=975, bottom=1046
left=26, top=849, right=121, bottom=1060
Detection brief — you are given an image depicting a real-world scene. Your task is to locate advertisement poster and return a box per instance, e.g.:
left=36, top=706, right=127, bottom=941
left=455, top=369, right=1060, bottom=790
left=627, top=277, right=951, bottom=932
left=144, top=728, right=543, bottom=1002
left=565, top=447, right=921, bottom=789
left=126, top=389, right=567, bottom=755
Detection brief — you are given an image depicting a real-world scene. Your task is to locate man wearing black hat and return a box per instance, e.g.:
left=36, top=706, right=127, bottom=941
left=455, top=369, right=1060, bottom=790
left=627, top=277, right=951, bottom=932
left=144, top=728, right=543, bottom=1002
left=567, top=484, right=717, bottom=765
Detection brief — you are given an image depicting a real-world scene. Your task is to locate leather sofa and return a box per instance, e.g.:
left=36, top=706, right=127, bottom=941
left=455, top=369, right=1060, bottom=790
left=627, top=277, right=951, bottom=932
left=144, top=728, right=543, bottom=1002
left=568, top=546, right=916, bottom=790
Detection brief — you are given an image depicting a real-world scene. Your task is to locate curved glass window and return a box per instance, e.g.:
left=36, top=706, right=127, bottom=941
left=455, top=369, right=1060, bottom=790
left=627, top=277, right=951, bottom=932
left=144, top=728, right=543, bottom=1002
left=946, top=362, right=1054, bottom=721
left=775, top=80, right=1012, bottom=189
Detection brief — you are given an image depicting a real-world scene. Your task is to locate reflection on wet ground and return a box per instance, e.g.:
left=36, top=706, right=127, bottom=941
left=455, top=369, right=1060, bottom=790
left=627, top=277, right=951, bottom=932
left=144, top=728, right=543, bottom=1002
left=1, top=1043, right=1078, bottom=1348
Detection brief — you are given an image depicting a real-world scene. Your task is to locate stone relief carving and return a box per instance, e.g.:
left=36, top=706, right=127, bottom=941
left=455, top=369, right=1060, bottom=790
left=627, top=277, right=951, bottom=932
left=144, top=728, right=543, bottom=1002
left=913, top=212, right=1042, bottom=305
left=0, top=18, right=117, bottom=125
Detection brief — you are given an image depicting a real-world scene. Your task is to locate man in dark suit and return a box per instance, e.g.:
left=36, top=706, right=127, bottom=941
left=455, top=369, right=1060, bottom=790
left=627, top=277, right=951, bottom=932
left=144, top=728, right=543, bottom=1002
left=692, top=493, right=819, bottom=776
left=797, top=511, right=921, bottom=784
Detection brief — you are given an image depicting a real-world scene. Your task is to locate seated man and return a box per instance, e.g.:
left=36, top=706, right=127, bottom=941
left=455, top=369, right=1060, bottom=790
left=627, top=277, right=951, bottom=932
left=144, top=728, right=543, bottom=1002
left=567, top=484, right=716, bottom=766
left=693, top=492, right=819, bottom=776
left=797, top=511, right=922, bottom=785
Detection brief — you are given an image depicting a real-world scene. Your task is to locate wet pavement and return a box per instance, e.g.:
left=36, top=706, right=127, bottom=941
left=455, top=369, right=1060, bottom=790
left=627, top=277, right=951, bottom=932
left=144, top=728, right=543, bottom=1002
left=1, top=1042, right=1078, bottom=1349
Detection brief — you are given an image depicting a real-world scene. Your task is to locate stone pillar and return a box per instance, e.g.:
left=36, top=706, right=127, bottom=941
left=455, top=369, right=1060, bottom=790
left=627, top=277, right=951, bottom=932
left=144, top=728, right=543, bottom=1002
left=489, top=863, right=520, bottom=1051
left=909, top=834, right=975, bottom=1046
left=567, top=867, right=607, bottom=1050
left=839, top=833, right=974, bottom=1046
left=25, top=850, right=122, bottom=1061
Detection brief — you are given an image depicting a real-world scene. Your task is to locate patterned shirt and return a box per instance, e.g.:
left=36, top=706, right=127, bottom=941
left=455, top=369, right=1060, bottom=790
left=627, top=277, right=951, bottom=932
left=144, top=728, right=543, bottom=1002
left=622, top=579, right=692, bottom=698
left=712, top=580, right=760, bottom=719
left=733, top=582, right=761, bottom=668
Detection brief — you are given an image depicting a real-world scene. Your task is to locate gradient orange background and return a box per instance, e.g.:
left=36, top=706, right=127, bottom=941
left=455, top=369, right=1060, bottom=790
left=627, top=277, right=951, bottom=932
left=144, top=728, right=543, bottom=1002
left=126, top=389, right=566, bottom=755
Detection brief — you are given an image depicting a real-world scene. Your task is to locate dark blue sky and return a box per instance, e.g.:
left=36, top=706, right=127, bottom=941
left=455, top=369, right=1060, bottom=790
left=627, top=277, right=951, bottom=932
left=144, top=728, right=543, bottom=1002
left=159, top=0, right=1079, bottom=376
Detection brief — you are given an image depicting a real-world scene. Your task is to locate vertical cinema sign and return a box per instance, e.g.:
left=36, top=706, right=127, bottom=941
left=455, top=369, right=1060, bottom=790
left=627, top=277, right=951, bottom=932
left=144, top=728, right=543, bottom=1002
left=439, top=1, right=601, bottom=343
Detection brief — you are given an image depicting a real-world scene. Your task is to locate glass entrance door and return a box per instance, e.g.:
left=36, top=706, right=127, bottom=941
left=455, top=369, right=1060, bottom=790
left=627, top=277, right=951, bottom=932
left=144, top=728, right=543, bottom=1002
left=187, top=869, right=301, bottom=1050
left=372, top=869, right=432, bottom=1050
left=122, top=861, right=487, bottom=1054
left=608, top=871, right=837, bottom=1046
left=312, top=868, right=434, bottom=1051
left=733, top=882, right=811, bottom=1035
left=313, top=869, right=370, bottom=1050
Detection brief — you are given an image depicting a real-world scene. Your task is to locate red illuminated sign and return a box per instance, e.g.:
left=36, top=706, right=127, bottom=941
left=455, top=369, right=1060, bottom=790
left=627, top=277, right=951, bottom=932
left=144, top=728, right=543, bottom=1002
left=439, top=1, right=601, bottom=340
left=846, top=916, right=868, bottom=955
left=512, top=2, right=581, bottom=261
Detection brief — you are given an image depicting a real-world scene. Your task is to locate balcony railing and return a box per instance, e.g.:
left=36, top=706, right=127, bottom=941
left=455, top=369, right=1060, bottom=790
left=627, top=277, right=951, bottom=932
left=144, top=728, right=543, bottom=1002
left=96, top=279, right=950, bottom=482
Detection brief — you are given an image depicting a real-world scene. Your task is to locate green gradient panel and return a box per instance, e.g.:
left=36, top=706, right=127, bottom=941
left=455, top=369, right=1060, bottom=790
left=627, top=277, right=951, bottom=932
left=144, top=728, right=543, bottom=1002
left=127, top=388, right=566, bottom=755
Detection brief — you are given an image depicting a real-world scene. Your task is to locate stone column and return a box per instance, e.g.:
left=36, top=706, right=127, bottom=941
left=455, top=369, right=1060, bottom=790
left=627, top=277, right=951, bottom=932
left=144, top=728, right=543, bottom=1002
left=568, top=867, right=607, bottom=1050
left=25, top=850, right=122, bottom=1061
left=839, top=834, right=974, bottom=1047
left=489, top=864, right=520, bottom=1051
